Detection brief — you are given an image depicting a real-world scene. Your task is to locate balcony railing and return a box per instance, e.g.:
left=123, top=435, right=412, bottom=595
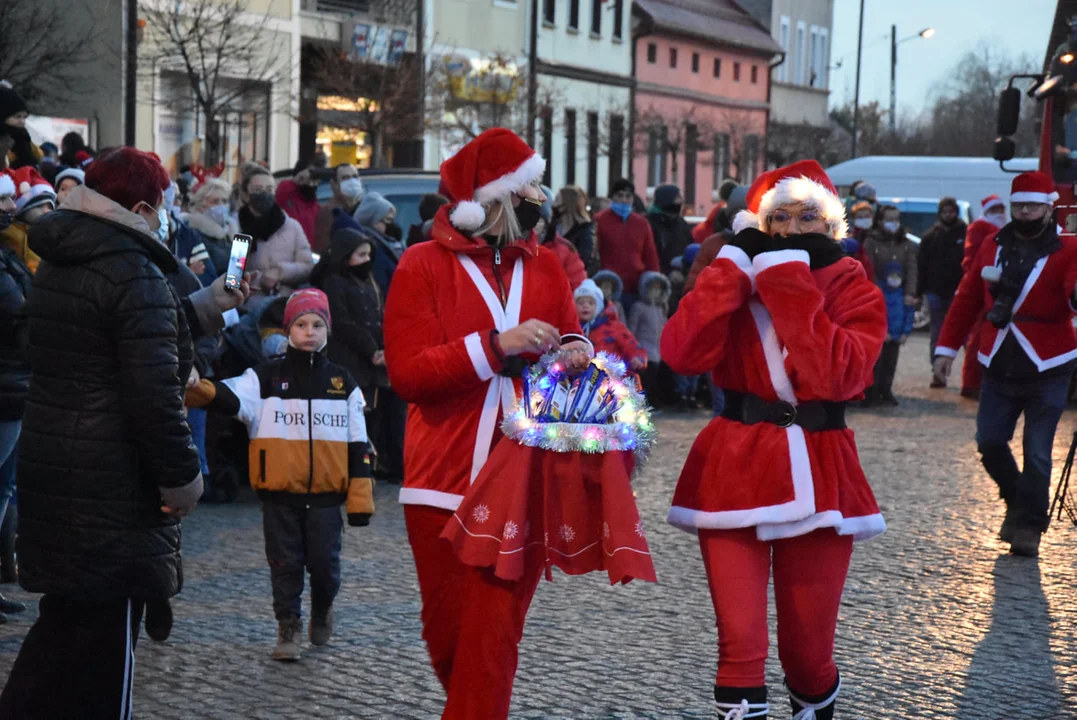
left=301, top=0, right=371, bottom=15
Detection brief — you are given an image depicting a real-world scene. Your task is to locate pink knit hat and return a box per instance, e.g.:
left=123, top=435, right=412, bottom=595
left=283, top=288, right=332, bottom=331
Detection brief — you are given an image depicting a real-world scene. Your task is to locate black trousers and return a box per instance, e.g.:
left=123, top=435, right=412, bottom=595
left=872, top=341, right=902, bottom=398
left=263, top=502, right=343, bottom=621
left=368, top=385, right=407, bottom=478
left=0, top=595, right=144, bottom=719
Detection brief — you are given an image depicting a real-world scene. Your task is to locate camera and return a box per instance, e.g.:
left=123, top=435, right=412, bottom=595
left=986, top=294, right=1016, bottom=329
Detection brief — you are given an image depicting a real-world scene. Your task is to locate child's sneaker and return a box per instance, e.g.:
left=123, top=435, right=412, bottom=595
left=309, top=605, right=334, bottom=646
left=273, top=618, right=302, bottom=661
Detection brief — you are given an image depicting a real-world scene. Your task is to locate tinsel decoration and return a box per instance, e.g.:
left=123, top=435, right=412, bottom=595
left=502, top=351, right=656, bottom=462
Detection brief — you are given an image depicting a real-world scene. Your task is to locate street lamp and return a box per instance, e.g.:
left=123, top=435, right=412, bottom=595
left=890, top=26, right=935, bottom=133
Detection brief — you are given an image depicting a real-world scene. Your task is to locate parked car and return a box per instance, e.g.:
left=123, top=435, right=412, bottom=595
left=878, top=197, right=972, bottom=237
left=358, top=169, right=441, bottom=234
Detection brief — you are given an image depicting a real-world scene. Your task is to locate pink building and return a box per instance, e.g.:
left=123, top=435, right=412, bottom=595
left=632, top=0, right=781, bottom=214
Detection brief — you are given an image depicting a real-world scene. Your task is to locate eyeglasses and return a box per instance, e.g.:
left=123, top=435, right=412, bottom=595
left=768, top=209, right=822, bottom=225
left=1011, top=202, right=1047, bottom=213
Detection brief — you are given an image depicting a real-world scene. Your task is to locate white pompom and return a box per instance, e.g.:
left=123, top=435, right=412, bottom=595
left=731, top=210, right=760, bottom=234
left=450, top=200, right=486, bottom=230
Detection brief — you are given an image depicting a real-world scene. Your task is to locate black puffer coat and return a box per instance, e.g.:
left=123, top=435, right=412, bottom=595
left=0, top=244, right=32, bottom=421
left=18, top=187, right=202, bottom=600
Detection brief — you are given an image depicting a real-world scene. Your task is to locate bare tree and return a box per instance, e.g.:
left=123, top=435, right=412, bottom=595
left=0, top=0, right=102, bottom=106
left=141, top=0, right=292, bottom=166
left=634, top=104, right=722, bottom=186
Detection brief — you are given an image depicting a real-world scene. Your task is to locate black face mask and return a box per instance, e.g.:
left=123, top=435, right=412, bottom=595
left=1011, top=214, right=1049, bottom=238
left=249, top=191, right=276, bottom=215
left=5, top=126, right=30, bottom=145
left=662, top=203, right=683, bottom=216
left=384, top=222, right=403, bottom=241
left=299, top=184, right=318, bottom=201
left=348, top=261, right=373, bottom=280
left=514, top=197, right=543, bottom=232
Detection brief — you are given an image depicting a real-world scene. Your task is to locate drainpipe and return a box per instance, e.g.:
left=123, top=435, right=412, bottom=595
left=628, top=16, right=655, bottom=188
left=765, top=51, right=786, bottom=170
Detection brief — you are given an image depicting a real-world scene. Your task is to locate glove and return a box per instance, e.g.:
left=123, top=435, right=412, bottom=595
left=347, top=475, right=375, bottom=527
left=729, top=227, right=771, bottom=259
left=770, top=233, right=846, bottom=270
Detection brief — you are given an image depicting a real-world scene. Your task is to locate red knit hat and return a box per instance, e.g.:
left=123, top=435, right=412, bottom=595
left=1010, top=172, right=1058, bottom=205
left=440, top=128, right=546, bottom=231
left=981, top=194, right=1004, bottom=213
left=283, top=288, right=332, bottom=331
left=75, top=150, right=94, bottom=168
left=732, top=159, right=847, bottom=239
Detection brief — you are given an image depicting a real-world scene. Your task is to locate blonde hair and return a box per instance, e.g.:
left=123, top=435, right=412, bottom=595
left=192, top=178, right=232, bottom=209
left=473, top=196, right=523, bottom=247
left=558, top=185, right=590, bottom=229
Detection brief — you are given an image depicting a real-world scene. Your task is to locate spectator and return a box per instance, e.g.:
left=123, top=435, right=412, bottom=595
left=628, top=271, right=669, bottom=400
left=593, top=269, right=626, bottom=321
left=537, top=189, right=586, bottom=289
left=186, top=288, right=374, bottom=660
left=843, top=179, right=865, bottom=215
left=553, top=185, right=596, bottom=274
left=314, top=210, right=406, bottom=480
left=0, top=147, right=204, bottom=717
left=53, top=166, right=85, bottom=206
left=355, top=191, right=404, bottom=295
left=38, top=142, right=60, bottom=185
left=959, top=195, right=1009, bottom=399
left=595, top=178, right=659, bottom=308
left=184, top=177, right=238, bottom=275
left=918, top=197, right=968, bottom=384
left=407, top=192, right=449, bottom=247
left=685, top=185, right=748, bottom=293
left=275, top=158, right=321, bottom=244
left=2, top=166, right=56, bottom=273
left=647, top=183, right=694, bottom=274
left=163, top=181, right=216, bottom=286
left=58, top=131, right=90, bottom=170
left=574, top=278, right=646, bottom=377
left=842, top=200, right=876, bottom=280
left=669, top=242, right=699, bottom=314
left=0, top=82, right=40, bottom=170
left=239, top=166, right=314, bottom=298
left=863, top=204, right=918, bottom=406
left=692, top=178, right=738, bottom=245
left=0, top=174, right=29, bottom=620
left=313, top=163, right=364, bottom=254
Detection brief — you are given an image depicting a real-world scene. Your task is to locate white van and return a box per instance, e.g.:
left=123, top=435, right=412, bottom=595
left=825, top=156, right=1038, bottom=219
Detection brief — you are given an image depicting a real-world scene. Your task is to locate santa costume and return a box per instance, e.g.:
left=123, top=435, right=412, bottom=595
left=384, top=128, right=604, bottom=720
left=959, top=194, right=1008, bottom=397
left=661, top=160, right=887, bottom=719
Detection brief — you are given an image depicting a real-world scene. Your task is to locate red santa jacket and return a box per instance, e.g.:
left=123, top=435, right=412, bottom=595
left=936, top=228, right=1077, bottom=372
left=963, top=218, right=1000, bottom=272
left=384, top=205, right=585, bottom=511
left=595, top=209, right=660, bottom=294
left=661, top=245, right=888, bottom=542
left=584, top=304, right=648, bottom=369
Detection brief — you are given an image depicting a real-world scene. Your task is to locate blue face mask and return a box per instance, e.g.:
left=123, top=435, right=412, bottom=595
left=610, top=201, right=632, bottom=220
left=155, top=207, right=170, bottom=244
left=205, top=204, right=231, bottom=227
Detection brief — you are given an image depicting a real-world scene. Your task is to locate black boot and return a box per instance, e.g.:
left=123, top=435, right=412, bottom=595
left=0, top=503, right=16, bottom=583
left=714, top=685, right=768, bottom=718
left=787, top=673, right=840, bottom=720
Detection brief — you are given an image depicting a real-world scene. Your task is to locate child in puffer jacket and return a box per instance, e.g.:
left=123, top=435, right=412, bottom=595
left=628, top=271, right=669, bottom=398
left=593, top=268, right=627, bottom=321
left=868, top=259, right=915, bottom=407
left=186, top=289, right=374, bottom=662
left=574, top=279, right=647, bottom=379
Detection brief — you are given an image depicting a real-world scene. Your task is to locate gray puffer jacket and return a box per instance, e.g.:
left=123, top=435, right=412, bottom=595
left=627, top=271, right=670, bottom=363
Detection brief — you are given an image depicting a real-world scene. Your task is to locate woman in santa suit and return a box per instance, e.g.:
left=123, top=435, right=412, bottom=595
left=661, top=160, right=888, bottom=719
left=383, top=128, right=591, bottom=720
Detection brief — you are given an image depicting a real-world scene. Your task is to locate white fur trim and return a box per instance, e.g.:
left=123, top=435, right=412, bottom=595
left=450, top=200, right=486, bottom=230
left=473, top=153, right=547, bottom=205
left=464, top=331, right=494, bottom=381
left=982, top=196, right=1005, bottom=213
left=934, top=346, right=959, bottom=359
left=716, top=244, right=754, bottom=276
left=398, top=487, right=463, bottom=510
left=752, top=249, right=810, bottom=274
left=1011, top=191, right=1059, bottom=205
left=0, top=174, right=13, bottom=197
left=732, top=210, right=760, bottom=234
left=756, top=509, right=887, bottom=541
left=757, top=175, right=849, bottom=239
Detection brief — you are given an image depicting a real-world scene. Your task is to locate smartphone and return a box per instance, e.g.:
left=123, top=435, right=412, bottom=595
left=224, top=234, right=251, bottom=292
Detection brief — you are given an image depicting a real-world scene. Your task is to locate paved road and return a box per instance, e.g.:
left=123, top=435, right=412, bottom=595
left=1, top=335, right=1076, bottom=719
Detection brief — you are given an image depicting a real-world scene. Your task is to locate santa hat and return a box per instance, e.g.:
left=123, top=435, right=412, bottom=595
left=283, top=288, right=332, bottom=332
left=54, top=167, right=85, bottom=186
left=440, top=128, right=546, bottom=231
left=74, top=150, right=94, bottom=169
left=1010, top=172, right=1058, bottom=205
left=981, top=194, right=1005, bottom=213
left=0, top=172, right=14, bottom=198
left=732, top=159, right=848, bottom=239
left=12, top=166, right=57, bottom=217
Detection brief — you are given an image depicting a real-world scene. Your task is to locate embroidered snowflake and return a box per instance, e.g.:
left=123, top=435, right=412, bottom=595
left=471, top=504, right=491, bottom=524
left=503, top=520, right=519, bottom=540
left=559, top=524, right=576, bottom=543
left=635, top=520, right=645, bottom=538
left=602, top=522, right=611, bottom=539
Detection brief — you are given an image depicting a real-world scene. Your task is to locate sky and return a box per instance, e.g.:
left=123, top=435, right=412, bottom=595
left=828, top=0, right=1057, bottom=118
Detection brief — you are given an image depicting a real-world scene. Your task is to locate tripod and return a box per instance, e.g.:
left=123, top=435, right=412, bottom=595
left=1049, top=431, right=1077, bottom=529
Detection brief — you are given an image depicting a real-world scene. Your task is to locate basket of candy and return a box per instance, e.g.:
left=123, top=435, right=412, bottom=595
left=441, top=352, right=657, bottom=585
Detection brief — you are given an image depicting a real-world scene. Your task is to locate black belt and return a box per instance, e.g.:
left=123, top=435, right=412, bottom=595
left=721, top=390, right=847, bottom=431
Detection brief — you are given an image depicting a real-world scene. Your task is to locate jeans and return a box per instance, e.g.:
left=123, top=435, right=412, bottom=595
left=926, top=293, right=952, bottom=364
left=262, top=502, right=343, bottom=621
left=976, top=372, right=1072, bottom=531
left=0, top=421, right=20, bottom=530
left=673, top=373, right=699, bottom=399
left=709, top=377, right=726, bottom=417
left=187, top=408, right=210, bottom=478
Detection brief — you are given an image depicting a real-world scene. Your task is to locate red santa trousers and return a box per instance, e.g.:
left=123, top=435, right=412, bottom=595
left=698, top=527, right=853, bottom=696
left=405, top=505, right=543, bottom=720
left=962, top=319, right=983, bottom=395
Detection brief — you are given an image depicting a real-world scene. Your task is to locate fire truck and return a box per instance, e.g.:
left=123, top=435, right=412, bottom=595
left=994, top=2, right=1077, bottom=231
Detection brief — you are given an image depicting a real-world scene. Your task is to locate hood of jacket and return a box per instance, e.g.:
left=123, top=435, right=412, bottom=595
left=430, top=203, right=539, bottom=259
left=29, top=185, right=178, bottom=272
left=638, top=270, right=671, bottom=298
left=592, top=268, right=624, bottom=299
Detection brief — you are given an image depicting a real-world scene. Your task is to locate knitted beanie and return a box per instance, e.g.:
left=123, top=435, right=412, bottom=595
left=283, top=288, right=332, bottom=331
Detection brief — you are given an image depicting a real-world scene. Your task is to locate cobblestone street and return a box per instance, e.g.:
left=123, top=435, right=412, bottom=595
left=1, top=335, right=1076, bottom=718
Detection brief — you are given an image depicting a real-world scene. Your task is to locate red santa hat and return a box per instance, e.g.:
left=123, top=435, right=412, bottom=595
left=12, top=166, right=57, bottom=217
left=74, top=150, right=94, bottom=169
left=0, top=171, right=14, bottom=198
left=981, top=194, right=1004, bottom=213
left=732, top=159, right=848, bottom=239
left=440, top=128, right=546, bottom=231
left=1010, top=171, right=1058, bottom=205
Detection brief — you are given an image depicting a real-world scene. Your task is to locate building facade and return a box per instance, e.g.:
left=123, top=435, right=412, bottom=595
left=631, top=0, right=779, bottom=213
